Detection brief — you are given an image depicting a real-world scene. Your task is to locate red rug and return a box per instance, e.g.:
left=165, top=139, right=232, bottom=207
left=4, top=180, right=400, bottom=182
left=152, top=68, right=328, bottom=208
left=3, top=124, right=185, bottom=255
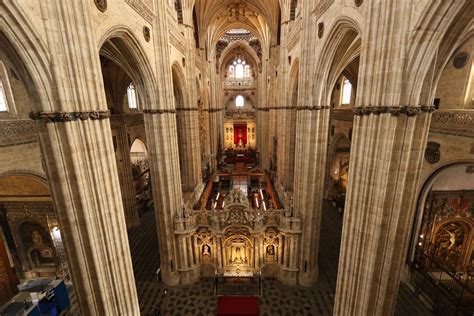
left=217, top=296, right=260, bottom=316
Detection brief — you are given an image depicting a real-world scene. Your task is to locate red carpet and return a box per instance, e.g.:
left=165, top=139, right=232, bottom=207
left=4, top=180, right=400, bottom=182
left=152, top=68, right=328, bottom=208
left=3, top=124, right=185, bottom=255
left=217, top=296, right=259, bottom=316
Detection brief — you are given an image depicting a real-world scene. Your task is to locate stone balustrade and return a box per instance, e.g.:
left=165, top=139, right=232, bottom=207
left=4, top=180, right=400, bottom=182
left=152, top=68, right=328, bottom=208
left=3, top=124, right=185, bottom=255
left=223, top=78, right=256, bottom=89
left=0, top=119, right=37, bottom=147
left=430, top=110, right=474, bottom=137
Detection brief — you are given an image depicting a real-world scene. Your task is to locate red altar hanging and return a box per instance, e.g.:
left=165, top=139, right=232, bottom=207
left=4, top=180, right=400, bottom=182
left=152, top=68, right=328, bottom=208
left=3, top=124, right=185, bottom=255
left=233, top=123, right=247, bottom=146
left=216, top=296, right=259, bottom=316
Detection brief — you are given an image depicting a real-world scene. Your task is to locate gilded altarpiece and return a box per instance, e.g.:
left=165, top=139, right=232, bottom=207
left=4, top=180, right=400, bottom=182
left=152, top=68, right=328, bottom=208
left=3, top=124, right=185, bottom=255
left=418, top=191, right=474, bottom=272
left=189, top=189, right=300, bottom=279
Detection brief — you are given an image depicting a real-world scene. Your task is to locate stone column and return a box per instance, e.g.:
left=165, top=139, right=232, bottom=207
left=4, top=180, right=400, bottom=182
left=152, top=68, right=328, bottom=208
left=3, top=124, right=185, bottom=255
left=334, top=1, right=435, bottom=314
left=176, top=2, right=203, bottom=194
left=256, top=109, right=270, bottom=170
left=293, top=107, right=330, bottom=286
left=144, top=0, right=198, bottom=285
left=112, top=125, right=140, bottom=229
left=34, top=118, right=139, bottom=315
left=334, top=108, right=432, bottom=315
left=176, top=109, right=202, bottom=193
left=143, top=111, right=184, bottom=285
left=291, top=0, right=331, bottom=287
left=29, top=1, right=139, bottom=314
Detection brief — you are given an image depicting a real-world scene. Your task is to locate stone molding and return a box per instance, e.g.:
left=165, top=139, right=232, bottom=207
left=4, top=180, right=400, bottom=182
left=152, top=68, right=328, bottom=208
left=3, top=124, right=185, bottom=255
left=206, top=108, right=224, bottom=113
left=257, top=105, right=330, bottom=112
left=176, top=108, right=199, bottom=112
left=0, top=120, right=37, bottom=147
left=352, top=105, right=435, bottom=116
left=142, top=109, right=176, bottom=114
left=29, top=110, right=111, bottom=122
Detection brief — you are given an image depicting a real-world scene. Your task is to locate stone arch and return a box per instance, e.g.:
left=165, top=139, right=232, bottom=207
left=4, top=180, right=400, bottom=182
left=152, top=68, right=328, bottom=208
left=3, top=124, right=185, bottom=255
left=288, top=58, right=299, bottom=106
left=325, top=133, right=351, bottom=204
left=98, top=25, right=158, bottom=110
left=0, top=2, right=55, bottom=112
left=0, top=170, right=48, bottom=187
left=219, top=41, right=260, bottom=72
left=311, top=15, right=362, bottom=106
left=403, top=1, right=474, bottom=106
left=171, top=63, right=188, bottom=109
left=422, top=22, right=474, bottom=109
left=130, top=138, right=148, bottom=164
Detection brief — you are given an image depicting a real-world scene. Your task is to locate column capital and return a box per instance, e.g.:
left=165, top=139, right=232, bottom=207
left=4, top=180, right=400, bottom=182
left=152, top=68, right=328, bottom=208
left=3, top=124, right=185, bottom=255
left=352, top=105, right=435, bottom=116
left=29, top=110, right=111, bottom=122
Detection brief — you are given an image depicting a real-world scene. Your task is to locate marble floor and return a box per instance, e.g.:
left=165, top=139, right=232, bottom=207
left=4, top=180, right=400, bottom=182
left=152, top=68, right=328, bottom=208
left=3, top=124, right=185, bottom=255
left=128, top=203, right=433, bottom=315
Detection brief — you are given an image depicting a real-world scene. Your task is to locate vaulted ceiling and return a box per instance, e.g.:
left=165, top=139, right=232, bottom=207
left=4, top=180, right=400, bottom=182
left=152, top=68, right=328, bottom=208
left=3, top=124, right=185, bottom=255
left=194, top=0, right=281, bottom=47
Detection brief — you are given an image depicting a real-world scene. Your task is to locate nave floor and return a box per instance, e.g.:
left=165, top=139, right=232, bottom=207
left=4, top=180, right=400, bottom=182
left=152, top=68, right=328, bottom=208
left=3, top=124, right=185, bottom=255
left=129, top=204, right=432, bottom=315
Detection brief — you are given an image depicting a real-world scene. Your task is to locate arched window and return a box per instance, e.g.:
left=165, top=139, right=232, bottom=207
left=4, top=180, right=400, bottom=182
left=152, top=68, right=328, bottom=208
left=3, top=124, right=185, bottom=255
left=235, top=95, right=244, bottom=107
left=290, top=0, right=298, bottom=21
left=235, top=64, right=244, bottom=79
left=0, top=81, right=8, bottom=112
left=232, top=59, right=249, bottom=79
left=127, top=83, right=138, bottom=109
left=341, top=79, right=352, bottom=105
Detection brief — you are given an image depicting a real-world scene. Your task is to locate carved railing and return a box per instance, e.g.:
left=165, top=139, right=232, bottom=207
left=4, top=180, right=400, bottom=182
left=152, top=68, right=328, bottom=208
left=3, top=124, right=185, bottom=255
left=0, top=119, right=37, bottom=147
left=430, top=110, right=474, bottom=138
left=223, top=78, right=256, bottom=89
left=194, top=207, right=300, bottom=233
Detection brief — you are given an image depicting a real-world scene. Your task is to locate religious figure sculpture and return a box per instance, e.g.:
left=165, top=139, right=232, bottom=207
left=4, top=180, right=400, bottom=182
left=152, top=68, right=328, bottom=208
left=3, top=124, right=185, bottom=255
left=32, top=230, right=43, bottom=245
left=203, top=244, right=210, bottom=256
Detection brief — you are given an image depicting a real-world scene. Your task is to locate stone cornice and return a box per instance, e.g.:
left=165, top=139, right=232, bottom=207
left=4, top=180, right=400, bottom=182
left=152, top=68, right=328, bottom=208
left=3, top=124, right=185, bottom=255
left=352, top=105, right=435, bottom=116
left=29, top=110, right=111, bottom=122
left=206, top=108, right=224, bottom=113
left=142, top=109, right=176, bottom=114
left=256, top=105, right=330, bottom=112
left=176, top=108, right=199, bottom=112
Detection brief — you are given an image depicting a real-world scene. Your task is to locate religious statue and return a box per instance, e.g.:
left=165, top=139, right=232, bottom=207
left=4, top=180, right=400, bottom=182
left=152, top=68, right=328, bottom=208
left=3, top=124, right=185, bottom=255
left=202, top=244, right=211, bottom=256
left=32, top=230, right=43, bottom=245
left=266, top=245, right=275, bottom=256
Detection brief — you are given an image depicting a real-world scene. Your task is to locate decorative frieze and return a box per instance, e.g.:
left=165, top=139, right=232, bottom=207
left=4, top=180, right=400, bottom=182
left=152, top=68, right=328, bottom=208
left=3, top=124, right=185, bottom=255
left=29, top=110, right=111, bottom=123
left=206, top=108, right=224, bottom=113
left=256, top=106, right=329, bottom=112
left=142, top=109, right=176, bottom=114
left=0, top=120, right=37, bottom=147
left=352, top=105, right=435, bottom=116
left=124, top=0, right=155, bottom=23
left=430, top=111, right=474, bottom=138
left=176, top=108, right=199, bottom=112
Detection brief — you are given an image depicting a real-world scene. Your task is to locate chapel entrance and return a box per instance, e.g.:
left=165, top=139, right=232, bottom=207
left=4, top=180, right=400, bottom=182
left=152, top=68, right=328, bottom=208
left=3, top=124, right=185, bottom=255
left=223, top=235, right=253, bottom=276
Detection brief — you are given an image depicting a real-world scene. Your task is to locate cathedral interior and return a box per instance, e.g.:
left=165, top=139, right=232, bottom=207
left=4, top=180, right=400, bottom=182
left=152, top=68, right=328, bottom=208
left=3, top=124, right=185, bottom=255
left=0, top=0, right=473, bottom=315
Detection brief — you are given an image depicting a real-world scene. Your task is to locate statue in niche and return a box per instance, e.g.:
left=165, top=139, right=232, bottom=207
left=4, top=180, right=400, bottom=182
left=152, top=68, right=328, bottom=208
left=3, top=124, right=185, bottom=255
left=32, top=230, right=43, bottom=245
left=234, top=247, right=243, bottom=263
left=202, top=244, right=211, bottom=256
left=266, top=245, right=275, bottom=256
